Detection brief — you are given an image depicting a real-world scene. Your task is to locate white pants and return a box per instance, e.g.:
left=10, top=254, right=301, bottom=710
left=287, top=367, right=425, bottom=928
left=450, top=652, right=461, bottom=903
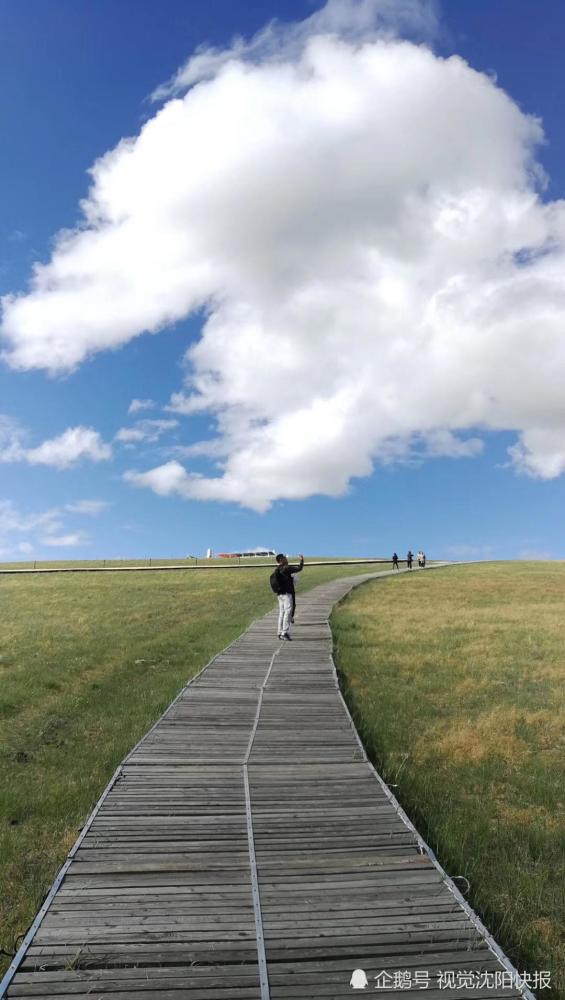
left=277, top=593, right=292, bottom=635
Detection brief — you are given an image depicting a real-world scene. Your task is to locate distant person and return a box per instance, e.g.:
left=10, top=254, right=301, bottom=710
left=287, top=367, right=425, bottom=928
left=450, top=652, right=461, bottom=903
left=270, top=553, right=304, bottom=640
left=417, top=550, right=424, bottom=567
left=392, top=552, right=399, bottom=570
left=407, top=550, right=413, bottom=569
left=421, top=551, right=426, bottom=568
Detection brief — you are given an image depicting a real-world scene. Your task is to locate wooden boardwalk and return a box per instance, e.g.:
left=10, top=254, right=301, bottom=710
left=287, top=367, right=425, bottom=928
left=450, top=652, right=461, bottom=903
left=2, top=572, right=532, bottom=999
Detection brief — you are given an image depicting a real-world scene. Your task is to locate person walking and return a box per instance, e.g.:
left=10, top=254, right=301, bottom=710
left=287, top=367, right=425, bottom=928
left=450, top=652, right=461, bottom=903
left=407, top=550, right=413, bottom=569
left=270, top=553, right=304, bottom=640
left=417, top=550, right=424, bottom=567
left=392, top=552, right=399, bottom=570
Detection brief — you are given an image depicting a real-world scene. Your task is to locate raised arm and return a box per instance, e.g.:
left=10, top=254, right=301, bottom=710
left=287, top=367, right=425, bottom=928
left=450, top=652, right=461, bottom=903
left=289, top=554, right=305, bottom=574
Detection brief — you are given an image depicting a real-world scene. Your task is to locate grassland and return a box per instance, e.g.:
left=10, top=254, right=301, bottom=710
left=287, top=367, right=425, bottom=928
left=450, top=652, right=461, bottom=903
left=0, top=559, right=372, bottom=974
left=332, top=562, right=565, bottom=998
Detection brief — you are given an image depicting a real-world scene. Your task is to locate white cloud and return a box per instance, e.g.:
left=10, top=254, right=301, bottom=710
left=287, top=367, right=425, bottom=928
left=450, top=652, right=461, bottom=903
left=20, top=427, right=110, bottom=468
left=0, top=499, right=79, bottom=557
left=0, top=499, right=99, bottom=558
left=153, top=0, right=439, bottom=97
left=124, top=461, right=194, bottom=497
left=0, top=499, right=61, bottom=536
left=115, top=418, right=178, bottom=444
left=508, top=429, right=565, bottom=479
left=169, top=439, right=229, bottom=459
left=116, top=429, right=147, bottom=444
left=24, top=428, right=111, bottom=468
left=41, top=532, right=86, bottom=548
left=0, top=418, right=112, bottom=469
left=420, top=430, right=484, bottom=459
left=64, top=499, right=110, bottom=515
left=3, top=1, right=565, bottom=508
left=128, top=397, right=155, bottom=414
left=0, top=414, right=25, bottom=461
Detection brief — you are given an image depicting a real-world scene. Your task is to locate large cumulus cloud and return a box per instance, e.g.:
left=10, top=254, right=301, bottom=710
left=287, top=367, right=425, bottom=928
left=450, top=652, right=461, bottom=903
left=3, top=0, right=565, bottom=510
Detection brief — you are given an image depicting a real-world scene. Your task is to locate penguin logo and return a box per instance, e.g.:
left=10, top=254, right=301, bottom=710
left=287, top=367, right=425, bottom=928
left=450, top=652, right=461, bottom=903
left=350, top=968, right=369, bottom=989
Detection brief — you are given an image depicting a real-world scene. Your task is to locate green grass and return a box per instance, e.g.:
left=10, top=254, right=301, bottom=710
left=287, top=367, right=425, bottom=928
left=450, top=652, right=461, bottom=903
left=332, top=562, right=565, bottom=999
left=0, top=560, right=371, bottom=972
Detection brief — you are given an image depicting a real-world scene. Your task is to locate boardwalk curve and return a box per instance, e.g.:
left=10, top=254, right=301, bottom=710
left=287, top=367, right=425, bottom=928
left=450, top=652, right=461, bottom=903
left=2, top=571, right=533, bottom=999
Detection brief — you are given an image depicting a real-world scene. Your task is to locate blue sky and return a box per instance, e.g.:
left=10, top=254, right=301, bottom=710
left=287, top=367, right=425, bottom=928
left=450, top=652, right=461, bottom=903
left=1, top=0, right=565, bottom=560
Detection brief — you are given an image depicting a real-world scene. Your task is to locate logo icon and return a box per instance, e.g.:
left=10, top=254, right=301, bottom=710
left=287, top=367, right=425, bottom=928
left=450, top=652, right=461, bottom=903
left=350, top=968, right=369, bottom=989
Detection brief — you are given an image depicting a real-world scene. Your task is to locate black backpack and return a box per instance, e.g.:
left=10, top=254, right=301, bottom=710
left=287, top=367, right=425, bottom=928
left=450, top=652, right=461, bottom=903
left=270, top=568, right=284, bottom=594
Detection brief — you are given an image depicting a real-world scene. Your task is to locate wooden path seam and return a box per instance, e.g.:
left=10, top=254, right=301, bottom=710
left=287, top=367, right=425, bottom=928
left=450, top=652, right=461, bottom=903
left=243, top=646, right=281, bottom=1000
left=1, top=567, right=535, bottom=1000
